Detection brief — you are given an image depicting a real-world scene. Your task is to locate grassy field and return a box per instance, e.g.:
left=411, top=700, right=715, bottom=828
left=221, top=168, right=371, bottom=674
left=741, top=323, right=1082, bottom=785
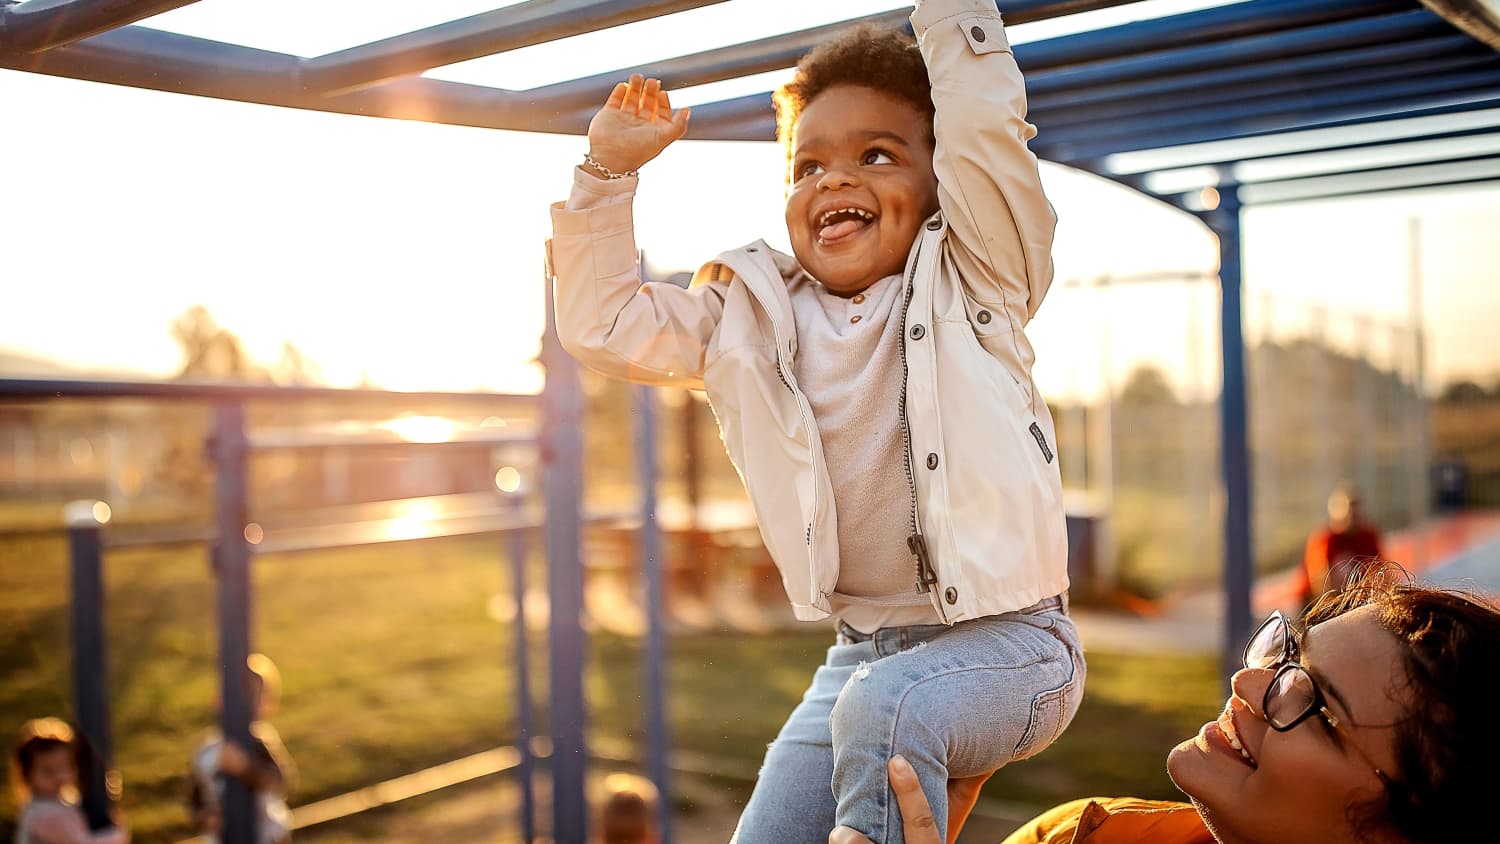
left=1, top=533, right=1220, bottom=842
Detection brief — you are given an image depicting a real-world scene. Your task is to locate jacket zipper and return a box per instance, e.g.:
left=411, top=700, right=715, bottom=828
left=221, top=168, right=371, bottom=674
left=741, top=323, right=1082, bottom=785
left=746, top=261, right=827, bottom=606
left=898, top=237, right=941, bottom=604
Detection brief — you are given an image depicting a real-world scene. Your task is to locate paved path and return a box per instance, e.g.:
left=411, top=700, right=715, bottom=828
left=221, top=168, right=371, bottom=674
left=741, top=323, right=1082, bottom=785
left=1072, top=510, right=1500, bottom=656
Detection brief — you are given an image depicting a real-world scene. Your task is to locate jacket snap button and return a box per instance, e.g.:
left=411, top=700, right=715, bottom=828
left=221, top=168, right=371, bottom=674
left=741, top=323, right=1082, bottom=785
left=910, top=324, right=925, bottom=340
left=976, top=309, right=992, bottom=325
left=970, top=25, right=986, bottom=42
left=926, top=452, right=938, bottom=470
left=945, top=587, right=958, bottom=604
left=926, top=219, right=941, bottom=231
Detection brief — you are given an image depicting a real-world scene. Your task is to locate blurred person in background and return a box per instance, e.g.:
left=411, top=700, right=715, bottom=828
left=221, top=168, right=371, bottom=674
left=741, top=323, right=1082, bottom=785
left=594, top=773, right=660, bottom=844
left=1297, top=483, right=1382, bottom=606
left=9, top=718, right=128, bottom=844
left=188, top=654, right=295, bottom=844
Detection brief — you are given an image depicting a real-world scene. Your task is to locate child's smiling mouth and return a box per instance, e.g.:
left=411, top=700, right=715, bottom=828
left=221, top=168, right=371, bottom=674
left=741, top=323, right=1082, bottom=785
left=815, top=205, right=877, bottom=246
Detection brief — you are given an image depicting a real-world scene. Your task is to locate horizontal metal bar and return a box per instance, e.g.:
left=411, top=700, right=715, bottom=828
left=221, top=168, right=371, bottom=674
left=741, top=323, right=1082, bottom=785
left=301, top=0, right=731, bottom=97
left=0, top=377, right=541, bottom=404
left=1040, top=52, right=1500, bottom=130
left=1093, top=105, right=1500, bottom=173
left=516, top=9, right=912, bottom=116
left=0, top=0, right=200, bottom=53
left=1030, top=31, right=1477, bottom=114
left=1241, top=155, right=1500, bottom=203
left=250, top=426, right=539, bottom=451
left=513, top=0, right=1149, bottom=115
left=1038, top=74, right=1500, bottom=159
left=1025, top=9, right=1450, bottom=98
left=1015, top=0, right=1414, bottom=74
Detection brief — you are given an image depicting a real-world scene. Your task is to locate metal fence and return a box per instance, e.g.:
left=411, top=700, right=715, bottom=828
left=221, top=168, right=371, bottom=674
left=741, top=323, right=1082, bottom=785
left=0, top=276, right=673, bottom=844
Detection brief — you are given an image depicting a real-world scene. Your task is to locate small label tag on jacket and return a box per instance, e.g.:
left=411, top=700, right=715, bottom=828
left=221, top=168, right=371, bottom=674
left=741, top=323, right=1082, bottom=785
left=1029, top=422, right=1054, bottom=464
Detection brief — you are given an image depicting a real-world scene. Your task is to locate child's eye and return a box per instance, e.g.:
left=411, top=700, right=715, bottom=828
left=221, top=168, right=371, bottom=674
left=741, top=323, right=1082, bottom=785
left=863, top=149, right=895, bottom=166
left=795, top=161, right=824, bottom=180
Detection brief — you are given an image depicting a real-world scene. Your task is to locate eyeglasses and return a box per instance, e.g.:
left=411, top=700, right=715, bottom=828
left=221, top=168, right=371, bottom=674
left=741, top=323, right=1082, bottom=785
left=1243, top=611, right=1393, bottom=785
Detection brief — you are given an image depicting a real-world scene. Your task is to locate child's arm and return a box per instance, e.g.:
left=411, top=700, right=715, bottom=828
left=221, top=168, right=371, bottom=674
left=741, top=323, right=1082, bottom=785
left=912, top=0, right=1057, bottom=324
left=550, top=75, right=727, bottom=389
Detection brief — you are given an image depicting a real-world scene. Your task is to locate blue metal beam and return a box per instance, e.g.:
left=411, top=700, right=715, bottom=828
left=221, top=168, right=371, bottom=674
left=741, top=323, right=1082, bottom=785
left=1039, top=77, right=1500, bottom=160
left=0, top=0, right=200, bottom=53
left=1033, top=34, right=1487, bottom=117
left=1026, top=9, right=1451, bottom=98
left=1043, top=54, right=1500, bottom=131
left=300, top=0, right=731, bottom=97
left=1016, top=0, right=1416, bottom=73
left=513, top=9, right=912, bottom=117
left=1088, top=106, right=1500, bottom=174
left=1239, top=152, right=1500, bottom=203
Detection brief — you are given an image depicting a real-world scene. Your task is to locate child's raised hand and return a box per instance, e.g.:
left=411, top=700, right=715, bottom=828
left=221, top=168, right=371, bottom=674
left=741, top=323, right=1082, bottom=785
left=585, top=74, right=690, bottom=176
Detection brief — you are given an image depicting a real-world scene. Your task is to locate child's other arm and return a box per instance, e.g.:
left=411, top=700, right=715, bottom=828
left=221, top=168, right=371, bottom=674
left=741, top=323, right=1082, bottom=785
left=912, top=0, right=1057, bottom=324
left=550, top=76, right=723, bottom=389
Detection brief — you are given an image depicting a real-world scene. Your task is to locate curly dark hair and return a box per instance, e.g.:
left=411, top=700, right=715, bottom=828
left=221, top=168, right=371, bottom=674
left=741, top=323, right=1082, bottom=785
left=1304, top=563, right=1500, bottom=843
left=773, top=23, right=934, bottom=180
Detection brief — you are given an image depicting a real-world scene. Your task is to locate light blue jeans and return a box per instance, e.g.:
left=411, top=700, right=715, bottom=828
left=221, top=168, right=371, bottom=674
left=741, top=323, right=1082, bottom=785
left=730, top=595, right=1085, bottom=844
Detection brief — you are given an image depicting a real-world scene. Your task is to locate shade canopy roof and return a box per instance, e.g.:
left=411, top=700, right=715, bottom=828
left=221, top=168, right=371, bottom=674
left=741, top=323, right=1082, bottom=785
left=3, top=0, right=1499, bottom=209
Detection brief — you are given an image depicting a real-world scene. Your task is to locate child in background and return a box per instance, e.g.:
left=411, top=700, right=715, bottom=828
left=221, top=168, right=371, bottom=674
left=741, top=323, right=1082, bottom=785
left=549, top=1, right=1083, bottom=841
left=188, top=654, right=295, bottom=844
left=10, top=718, right=128, bottom=844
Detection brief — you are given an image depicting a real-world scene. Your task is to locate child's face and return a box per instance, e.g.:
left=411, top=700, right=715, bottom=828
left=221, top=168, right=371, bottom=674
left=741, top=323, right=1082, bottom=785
left=26, top=747, right=76, bottom=800
left=784, top=84, right=939, bottom=295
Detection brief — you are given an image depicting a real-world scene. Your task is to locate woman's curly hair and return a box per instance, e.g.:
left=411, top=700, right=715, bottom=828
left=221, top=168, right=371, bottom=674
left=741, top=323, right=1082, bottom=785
left=1305, top=562, right=1500, bottom=843
left=773, top=23, right=934, bottom=181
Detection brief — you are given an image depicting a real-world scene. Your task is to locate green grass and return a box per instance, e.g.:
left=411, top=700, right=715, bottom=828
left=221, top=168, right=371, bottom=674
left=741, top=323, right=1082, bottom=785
left=1, top=535, right=1220, bottom=842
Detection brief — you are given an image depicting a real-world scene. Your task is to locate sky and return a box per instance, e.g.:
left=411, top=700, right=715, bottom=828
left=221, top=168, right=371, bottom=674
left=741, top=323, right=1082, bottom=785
left=4, top=0, right=1500, bottom=400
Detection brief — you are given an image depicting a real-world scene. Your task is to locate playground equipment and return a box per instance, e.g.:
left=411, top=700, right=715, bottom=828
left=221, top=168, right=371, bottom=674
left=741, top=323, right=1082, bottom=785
left=5, top=0, right=1500, bottom=841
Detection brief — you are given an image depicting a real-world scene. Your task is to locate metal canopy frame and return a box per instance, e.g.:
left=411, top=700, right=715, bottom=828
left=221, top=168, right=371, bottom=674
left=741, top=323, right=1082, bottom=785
left=6, top=0, right=1500, bottom=841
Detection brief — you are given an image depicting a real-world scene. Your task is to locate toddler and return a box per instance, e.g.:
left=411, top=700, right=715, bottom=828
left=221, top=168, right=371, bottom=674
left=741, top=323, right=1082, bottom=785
left=548, top=2, right=1084, bottom=841
left=10, top=718, right=128, bottom=844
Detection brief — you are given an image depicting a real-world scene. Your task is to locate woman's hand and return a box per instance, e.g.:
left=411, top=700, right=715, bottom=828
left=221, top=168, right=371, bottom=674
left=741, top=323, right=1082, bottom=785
left=828, top=756, right=995, bottom=844
left=584, top=74, right=691, bottom=176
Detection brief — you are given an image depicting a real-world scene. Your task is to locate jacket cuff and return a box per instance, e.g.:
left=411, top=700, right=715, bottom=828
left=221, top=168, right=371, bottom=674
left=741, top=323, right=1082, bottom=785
left=550, top=190, right=634, bottom=237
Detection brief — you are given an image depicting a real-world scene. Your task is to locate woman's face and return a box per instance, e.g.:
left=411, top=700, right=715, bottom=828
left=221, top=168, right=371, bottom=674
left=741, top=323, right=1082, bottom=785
left=1167, top=605, right=1407, bottom=844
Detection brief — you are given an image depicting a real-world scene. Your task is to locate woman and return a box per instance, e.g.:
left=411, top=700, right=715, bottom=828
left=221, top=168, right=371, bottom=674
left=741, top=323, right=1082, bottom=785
left=833, top=570, right=1499, bottom=843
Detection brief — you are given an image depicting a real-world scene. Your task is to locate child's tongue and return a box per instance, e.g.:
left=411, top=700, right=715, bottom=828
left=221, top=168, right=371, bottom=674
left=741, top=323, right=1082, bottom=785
left=819, top=219, right=867, bottom=243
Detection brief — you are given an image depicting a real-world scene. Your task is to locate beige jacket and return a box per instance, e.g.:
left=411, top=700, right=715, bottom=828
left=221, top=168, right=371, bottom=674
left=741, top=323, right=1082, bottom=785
left=547, top=0, right=1066, bottom=623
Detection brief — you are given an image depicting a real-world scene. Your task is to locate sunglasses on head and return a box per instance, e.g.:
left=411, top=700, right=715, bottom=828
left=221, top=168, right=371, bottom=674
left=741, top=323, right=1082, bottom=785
left=1243, top=611, right=1392, bottom=785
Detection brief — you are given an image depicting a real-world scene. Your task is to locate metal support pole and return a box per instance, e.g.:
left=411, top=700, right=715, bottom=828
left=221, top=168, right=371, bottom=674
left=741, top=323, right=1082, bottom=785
left=65, top=500, right=114, bottom=832
left=210, top=401, right=257, bottom=844
left=633, top=385, right=672, bottom=844
left=541, top=257, right=588, bottom=844
left=1208, top=184, right=1254, bottom=683
left=507, top=492, right=536, bottom=843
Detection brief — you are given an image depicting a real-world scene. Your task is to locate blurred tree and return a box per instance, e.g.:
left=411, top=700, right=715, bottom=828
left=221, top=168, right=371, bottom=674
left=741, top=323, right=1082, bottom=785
left=273, top=341, right=323, bottom=386
left=1119, top=364, right=1179, bottom=406
left=1440, top=380, right=1489, bottom=404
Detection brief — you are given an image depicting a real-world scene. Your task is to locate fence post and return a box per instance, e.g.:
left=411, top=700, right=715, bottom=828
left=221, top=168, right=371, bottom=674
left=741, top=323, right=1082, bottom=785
left=541, top=255, right=588, bottom=844
left=65, top=500, right=115, bottom=832
left=633, top=385, right=672, bottom=844
left=507, top=490, right=536, bottom=843
left=210, top=401, right=257, bottom=844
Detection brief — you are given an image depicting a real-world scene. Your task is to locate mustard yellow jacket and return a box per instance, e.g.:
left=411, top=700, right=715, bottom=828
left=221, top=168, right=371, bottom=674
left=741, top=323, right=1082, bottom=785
left=1001, top=797, right=1216, bottom=844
